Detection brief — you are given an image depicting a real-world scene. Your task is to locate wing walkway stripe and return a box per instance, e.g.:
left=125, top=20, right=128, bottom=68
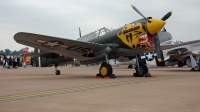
left=0, top=73, right=199, bottom=103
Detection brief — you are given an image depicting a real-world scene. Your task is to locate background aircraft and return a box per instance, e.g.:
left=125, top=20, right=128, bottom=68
left=14, top=5, right=178, bottom=78
left=139, top=39, right=200, bottom=71
left=110, top=37, right=200, bottom=71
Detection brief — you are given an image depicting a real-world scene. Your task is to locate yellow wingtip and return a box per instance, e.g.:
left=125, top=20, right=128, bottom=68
left=170, top=11, right=173, bottom=15
left=131, top=4, right=134, bottom=8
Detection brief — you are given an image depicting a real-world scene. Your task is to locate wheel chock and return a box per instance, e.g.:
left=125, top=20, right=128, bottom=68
left=95, top=76, right=102, bottom=79
left=96, top=74, right=103, bottom=78
left=133, top=73, right=143, bottom=77
left=95, top=74, right=116, bottom=79
left=108, top=74, right=116, bottom=78
left=133, top=73, right=155, bottom=77
left=104, top=76, right=110, bottom=79
left=143, top=73, right=151, bottom=77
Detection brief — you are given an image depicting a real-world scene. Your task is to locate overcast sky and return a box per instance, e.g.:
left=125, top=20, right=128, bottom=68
left=0, top=0, right=200, bottom=51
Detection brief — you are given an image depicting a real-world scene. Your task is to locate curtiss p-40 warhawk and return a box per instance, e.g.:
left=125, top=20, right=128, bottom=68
left=14, top=5, right=178, bottom=78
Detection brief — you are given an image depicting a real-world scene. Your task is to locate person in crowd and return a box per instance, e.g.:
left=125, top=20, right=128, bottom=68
left=3, top=57, right=7, bottom=68
left=12, top=57, right=15, bottom=68
left=30, top=57, right=35, bottom=67
left=0, top=57, right=3, bottom=66
left=16, top=56, right=20, bottom=67
left=12, top=56, right=18, bottom=68
left=8, top=57, right=12, bottom=69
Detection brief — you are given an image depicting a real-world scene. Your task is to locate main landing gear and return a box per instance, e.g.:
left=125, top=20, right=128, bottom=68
left=134, top=63, right=149, bottom=77
left=97, top=54, right=116, bottom=78
left=55, top=64, right=60, bottom=75
left=96, top=54, right=152, bottom=78
left=97, top=62, right=116, bottom=78
left=134, top=55, right=151, bottom=77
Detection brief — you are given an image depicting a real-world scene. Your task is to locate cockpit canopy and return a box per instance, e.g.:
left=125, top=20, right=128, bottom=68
left=77, top=27, right=111, bottom=42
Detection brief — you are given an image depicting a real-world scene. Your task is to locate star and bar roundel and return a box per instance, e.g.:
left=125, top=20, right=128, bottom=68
left=35, top=39, right=70, bottom=48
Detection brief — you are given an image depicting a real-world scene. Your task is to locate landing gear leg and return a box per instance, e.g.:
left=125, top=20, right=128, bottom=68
left=96, top=54, right=116, bottom=78
left=134, top=55, right=150, bottom=77
left=55, top=64, right=60, bottom=75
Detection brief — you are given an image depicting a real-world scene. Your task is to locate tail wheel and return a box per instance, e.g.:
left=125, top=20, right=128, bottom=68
left=56, top=70, right=60, bottom=75
left=99, top=62, right=112, bottom=77
left=135, top=63, right=148, bottom=76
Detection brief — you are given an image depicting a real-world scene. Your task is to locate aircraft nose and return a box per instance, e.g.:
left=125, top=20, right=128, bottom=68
left=146, top=19, right=166, bottom=35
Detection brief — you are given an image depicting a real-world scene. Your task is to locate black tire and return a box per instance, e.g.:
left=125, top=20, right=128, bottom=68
left=135, top=63, right=148, bottom=76
left=99, top=63, right=112, bottom=77
left=191, top=62, right=200, bottom=71
left=56, top=70, right=60, bottom=75
left=128, top=65, right=133, bottom=68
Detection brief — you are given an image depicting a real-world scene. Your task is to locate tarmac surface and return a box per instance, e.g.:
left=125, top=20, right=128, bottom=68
left=0, top=65, right=200, bottom=112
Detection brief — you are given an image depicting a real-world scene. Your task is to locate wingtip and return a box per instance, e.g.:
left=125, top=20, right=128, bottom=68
left=170, top=11, right=172, bottom=15
left=131, top=4, right=134, bottom=8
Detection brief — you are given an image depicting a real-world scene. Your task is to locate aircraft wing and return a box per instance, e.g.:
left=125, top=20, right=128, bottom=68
left=166, top=47, right=200, bottom=61
left=161, top=39, right=200, bottom=50
left=160, top=44, right=185, bottom=50
left=167, top=48, right=188, bottom=55
left=165, top=39, right=200, bottom=60
left=14, top=32, right=107, bottom=64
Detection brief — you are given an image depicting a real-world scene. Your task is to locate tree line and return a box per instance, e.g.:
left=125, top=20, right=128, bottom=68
left=0, top=48, right=33, bottom=56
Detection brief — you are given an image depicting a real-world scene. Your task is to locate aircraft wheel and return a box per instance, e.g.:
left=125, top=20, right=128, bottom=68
left=135, top=63, right=148, bottom=76
left=99, top=62, right=112, bottom=77
left=56, top=70, right=60, bottom=75
left=192, top=65, right=200, bottom=71
left=128, top=65, right=133, bottom=68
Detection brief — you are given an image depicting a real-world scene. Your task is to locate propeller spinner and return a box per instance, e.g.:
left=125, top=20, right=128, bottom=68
left=131, top=4, right=172, bottom=62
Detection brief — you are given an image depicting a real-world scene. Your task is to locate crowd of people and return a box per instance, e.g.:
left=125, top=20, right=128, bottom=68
left=0, top=56, right=35, bottom=69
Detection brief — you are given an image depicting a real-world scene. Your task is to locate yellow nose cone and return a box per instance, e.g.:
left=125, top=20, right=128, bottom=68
left=146, top=19, right=166, bottom=35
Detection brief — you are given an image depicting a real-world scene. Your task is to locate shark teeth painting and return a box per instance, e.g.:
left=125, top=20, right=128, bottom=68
left=139, top=34, right=154, bottom=49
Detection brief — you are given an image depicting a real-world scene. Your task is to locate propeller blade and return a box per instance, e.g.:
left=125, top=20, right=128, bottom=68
left=161, top=11, right=172, bottom=21
left=79, top=27, right=81, bottom=37
left=131, top=4, right=151, bottom=23
left=154, top=34, right=162, bottom=62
